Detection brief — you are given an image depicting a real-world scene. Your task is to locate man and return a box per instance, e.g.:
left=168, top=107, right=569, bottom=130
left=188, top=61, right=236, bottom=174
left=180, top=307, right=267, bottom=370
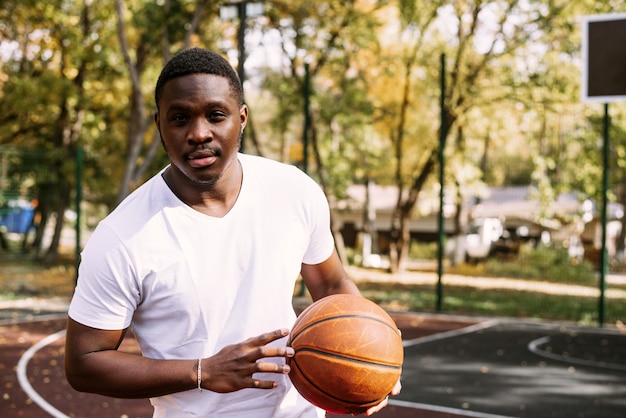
left=65, top=47, right=399, bottom=417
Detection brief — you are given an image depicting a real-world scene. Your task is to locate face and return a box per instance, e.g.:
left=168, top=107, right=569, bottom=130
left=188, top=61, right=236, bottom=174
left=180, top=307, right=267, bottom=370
left=155, top=73, right=248, bottom=188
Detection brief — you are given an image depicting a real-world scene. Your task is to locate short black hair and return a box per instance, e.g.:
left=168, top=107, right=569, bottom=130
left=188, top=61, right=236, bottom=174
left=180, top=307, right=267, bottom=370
left=154, top=47, right=243, bottom=109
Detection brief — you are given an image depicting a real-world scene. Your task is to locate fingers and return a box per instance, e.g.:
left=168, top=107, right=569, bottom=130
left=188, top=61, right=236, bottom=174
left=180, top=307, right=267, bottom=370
left=244, top=329, right=295, bottom=361
left=391, top=379, right=402, bottom=396
left=363, top=396, right=388, bottom=416
left=253, top=328, right=291, bottom=345
left=247, top=376, right=281, bottom=390
left=236, top=330, right=294, bottom=391
left=246, top=361, right=291, bottom=389
left=217, top=329, right=294, bottom=392
left=253, top=359, right=291, bottom=375
left=361, top=378, right=402, bottom=416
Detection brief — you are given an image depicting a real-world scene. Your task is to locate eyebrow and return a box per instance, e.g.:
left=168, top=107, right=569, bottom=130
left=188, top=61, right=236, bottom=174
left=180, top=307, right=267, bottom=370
left=164, top=99, right=235, bottom=118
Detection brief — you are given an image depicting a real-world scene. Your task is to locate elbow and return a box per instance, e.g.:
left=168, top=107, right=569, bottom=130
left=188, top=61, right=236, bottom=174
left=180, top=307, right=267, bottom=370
left=64, top=364, right=86, bottom=392
left=64, top=358, right=95, bottom=394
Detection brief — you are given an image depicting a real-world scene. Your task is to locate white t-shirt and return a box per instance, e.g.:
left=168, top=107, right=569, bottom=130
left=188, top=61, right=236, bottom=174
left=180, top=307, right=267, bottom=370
left=69, top=153, right=333, bottom=417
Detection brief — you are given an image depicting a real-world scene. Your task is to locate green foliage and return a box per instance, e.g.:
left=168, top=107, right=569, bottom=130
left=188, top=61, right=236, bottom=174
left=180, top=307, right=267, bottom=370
left=485, top=153, right=534, bottom=185
left=261, top=0, right=388, bottom=194
left=409, top=241, right=439, bottom=260
left=2, top=0, right=626, bottom=263
left=358, top=282, right=623, bottom=325
left=482, top=244, right=597, bottom=285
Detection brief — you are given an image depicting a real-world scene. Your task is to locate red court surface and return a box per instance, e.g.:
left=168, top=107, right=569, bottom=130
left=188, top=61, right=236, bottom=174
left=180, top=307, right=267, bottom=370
left=2, top=309, right=624, bottom=417
left=0, top=310, right=476, bottom=418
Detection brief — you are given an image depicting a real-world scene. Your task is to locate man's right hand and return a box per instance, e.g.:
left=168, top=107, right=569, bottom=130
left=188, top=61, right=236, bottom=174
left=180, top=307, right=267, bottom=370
left=201, top=328, right=294, bottom=393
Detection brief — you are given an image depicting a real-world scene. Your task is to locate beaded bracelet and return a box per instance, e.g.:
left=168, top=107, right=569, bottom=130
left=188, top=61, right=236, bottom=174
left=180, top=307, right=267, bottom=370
left=197, top=358, right=202, bottom=392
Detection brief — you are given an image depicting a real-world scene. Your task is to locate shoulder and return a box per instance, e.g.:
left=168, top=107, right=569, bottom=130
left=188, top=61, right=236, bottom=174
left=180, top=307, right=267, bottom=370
left=239, top=153, right=313, bottom=186
left=238, top=153, right=327, bottom=207
left=239, top=153, right=298, bottom=172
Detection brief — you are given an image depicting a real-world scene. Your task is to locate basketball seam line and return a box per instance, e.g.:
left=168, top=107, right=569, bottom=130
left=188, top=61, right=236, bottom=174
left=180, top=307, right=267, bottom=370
left=291, top=314, right=399, bottom=344
left=293, top=347, right=402, bottom=369
left=291, top=359, right=388, bottom=410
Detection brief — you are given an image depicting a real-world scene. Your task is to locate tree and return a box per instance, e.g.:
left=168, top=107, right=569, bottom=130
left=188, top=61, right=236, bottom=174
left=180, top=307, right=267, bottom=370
left=0, top=0, right=107, bottom=262
left=113, top=0, right=217, bottom=203
left=261, top=0, right=387, bottom=261
left=1, top=0, right=624, bottom=270
left=368, top=0, right=445, bottom=272
left=372, top=0, right=573, bottom=272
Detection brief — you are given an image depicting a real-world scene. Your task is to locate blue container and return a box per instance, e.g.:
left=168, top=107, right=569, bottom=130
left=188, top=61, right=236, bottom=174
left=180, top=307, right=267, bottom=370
left=0, top=207, right=34, bottom=234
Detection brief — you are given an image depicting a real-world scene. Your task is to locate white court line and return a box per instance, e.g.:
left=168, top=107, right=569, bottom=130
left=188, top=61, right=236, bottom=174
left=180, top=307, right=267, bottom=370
left=389, top=399, right=517, bottom=418
left=16, top=328, right=71, bottom=418
left=24, top=316, right=618, bottom=418
left=16, top=317, right=506, bottom=418
left=398, top=318, right=519, bottom=417
left=528, top=336, right=626, bottom=372
left=402, top=318, right=501, bottom=347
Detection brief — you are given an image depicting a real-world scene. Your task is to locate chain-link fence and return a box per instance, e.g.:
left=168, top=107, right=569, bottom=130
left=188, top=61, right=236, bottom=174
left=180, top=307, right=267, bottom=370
left=1, top=146, right=43, bottom=259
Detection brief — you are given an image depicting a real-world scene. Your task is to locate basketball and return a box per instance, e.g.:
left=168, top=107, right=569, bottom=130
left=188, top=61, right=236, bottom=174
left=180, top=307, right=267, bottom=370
left=287, top=294, right=403, bottom=414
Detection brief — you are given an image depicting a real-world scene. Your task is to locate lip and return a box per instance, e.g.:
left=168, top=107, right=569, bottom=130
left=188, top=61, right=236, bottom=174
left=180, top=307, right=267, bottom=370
left=187, top=149, right=217, bottom=168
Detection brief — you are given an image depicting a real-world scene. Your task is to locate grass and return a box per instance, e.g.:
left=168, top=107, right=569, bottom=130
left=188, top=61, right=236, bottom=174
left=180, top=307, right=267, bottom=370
left=0, top=252, right=77, bottom=300
left=355, top=282, right=623, bottom=326
left=447, top=244, right=599, bottom=285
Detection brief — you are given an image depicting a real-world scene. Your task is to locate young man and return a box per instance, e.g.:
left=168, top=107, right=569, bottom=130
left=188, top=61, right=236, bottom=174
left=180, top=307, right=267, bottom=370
left=65, top=47, right=399, bottom=417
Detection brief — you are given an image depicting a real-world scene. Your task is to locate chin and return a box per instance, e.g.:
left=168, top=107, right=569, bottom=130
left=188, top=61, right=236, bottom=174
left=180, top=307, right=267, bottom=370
left=189, top=173, right=221, bottom=186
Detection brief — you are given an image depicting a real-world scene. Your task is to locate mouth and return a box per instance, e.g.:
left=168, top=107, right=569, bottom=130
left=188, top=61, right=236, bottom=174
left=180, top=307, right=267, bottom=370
left=187, top=148, right=219, bottom=168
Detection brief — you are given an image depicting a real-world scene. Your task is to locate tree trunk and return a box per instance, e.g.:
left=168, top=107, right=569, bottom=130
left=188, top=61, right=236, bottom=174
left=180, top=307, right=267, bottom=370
left=42, top=182, right=70, bottom=264
left=361, top=178, right=378, bottom=267
left=114, top=0, right=211, bottom=203
left=309, top=114, right=347, bottom=264
left=388, top=151, right=438, bottom=272
left=29, top=184, right=53, bottom=256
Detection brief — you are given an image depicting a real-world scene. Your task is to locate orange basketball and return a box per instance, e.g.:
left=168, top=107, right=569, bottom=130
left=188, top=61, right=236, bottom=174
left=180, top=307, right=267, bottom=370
left=287, top=294, right=403, bottom=415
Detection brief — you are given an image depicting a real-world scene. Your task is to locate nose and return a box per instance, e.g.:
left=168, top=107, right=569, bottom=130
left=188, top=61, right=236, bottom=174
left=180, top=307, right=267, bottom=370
left=187, top=117, right=211, bottom=144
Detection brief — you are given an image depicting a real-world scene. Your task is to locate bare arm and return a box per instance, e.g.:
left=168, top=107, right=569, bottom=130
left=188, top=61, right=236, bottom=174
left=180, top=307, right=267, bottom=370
left=300, top=248, right=361, bottom=301
left=299, top=248, right=402, bottom=416
left=64, top=318, right=294, bottom=398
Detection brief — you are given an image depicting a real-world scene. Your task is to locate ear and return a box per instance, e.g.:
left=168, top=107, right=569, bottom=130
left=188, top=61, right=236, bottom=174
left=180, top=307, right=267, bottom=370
left=154, top=111, right=166, bottom=149
left=240, top=104, right=249, bottom=131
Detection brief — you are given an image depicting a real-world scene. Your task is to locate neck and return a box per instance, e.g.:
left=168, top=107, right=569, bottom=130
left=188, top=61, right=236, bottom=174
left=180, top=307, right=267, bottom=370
left=162, top=161, right=243, bottom=218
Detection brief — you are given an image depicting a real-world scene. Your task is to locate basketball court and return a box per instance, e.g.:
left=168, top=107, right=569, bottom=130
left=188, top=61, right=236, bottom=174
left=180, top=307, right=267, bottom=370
left=1, top=303, right=624, bottom=418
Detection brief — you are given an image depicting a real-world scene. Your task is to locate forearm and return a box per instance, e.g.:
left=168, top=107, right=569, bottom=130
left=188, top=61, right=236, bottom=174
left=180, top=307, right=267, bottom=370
left=65, top=320, right=294, bottom=399
left=66, top=349, right=198, bottom=398
left=315, top=276, right=361, bottom=299
left=301, top=250, right=362, bottom=302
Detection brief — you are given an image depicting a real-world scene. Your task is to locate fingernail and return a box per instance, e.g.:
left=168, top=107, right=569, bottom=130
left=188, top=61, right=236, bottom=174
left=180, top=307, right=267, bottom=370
left=286, top=347, right=295, bottom=357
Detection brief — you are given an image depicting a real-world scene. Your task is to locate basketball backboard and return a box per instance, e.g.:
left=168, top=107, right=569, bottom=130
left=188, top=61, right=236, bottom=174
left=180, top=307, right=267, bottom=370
left=582, top=13, right=626, bottom=103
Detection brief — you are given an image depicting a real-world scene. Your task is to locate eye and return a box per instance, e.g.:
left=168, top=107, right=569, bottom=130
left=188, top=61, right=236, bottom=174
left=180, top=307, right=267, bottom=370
left=170, top=114, right=188, bottom=124
left=208, top=111, right=227, bottom=122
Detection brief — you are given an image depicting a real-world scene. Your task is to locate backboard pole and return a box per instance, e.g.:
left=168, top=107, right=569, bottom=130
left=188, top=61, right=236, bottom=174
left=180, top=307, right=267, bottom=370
left=436, top=53, right=446, bottom=312
left=599, top=103, right=609, bottom=327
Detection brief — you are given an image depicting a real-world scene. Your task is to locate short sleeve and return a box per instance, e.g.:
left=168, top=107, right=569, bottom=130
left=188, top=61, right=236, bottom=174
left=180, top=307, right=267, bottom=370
left=301, top=176, right=335, bottom=265
left=68, top=223, right=140, bottom=330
